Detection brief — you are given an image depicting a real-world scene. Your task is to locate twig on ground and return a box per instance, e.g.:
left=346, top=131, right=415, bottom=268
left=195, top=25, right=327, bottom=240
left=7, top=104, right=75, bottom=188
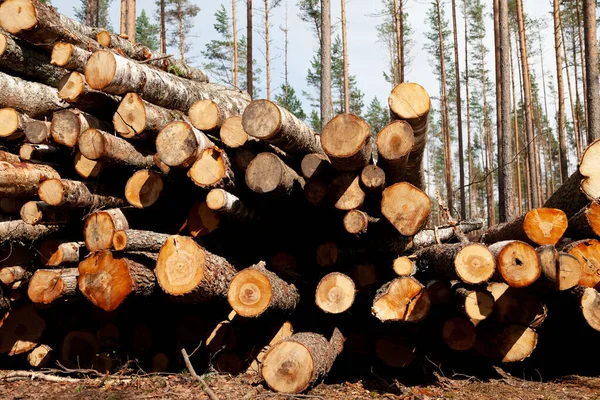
left=180, top=347, right=219, bottom=400
left=0, top=371, right=81, bottom=383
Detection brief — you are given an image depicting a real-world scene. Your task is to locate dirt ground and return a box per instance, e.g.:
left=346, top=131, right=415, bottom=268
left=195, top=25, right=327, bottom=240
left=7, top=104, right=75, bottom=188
left=1, top=371, right=600, bottom=400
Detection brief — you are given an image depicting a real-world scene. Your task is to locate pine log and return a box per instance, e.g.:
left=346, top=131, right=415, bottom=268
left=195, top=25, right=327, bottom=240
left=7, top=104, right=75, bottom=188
left=20, top=200, right=74, bottom=225
left=0, top=197, right=28, bottom=214
left=83, top=208, right=129, bottom=252
left=567, top=201, right=600, bottom=239
left=0, top=108, right=33, bottom=140
left=39, top=240, right=84, bottom=266
left=374, top=336, right=415, bottom=368
left=228, top=261, right=299, bottom=317
left=315, top=272, right=355, bottom=314
left=155, top=235, right=237, bottom=302
left=220, top=116, right=250, bottom=148
left=477, top=323, right=538, bottom=363
left=393, top=256, right=416, bottom=276
left=85, top=50, right=250, bottom=112
left=488, top=240, right=540, bottom=287
left=78, top=129, right=154, bottom=168
left=388, top=82, right=430, bottom=189
left=27, top=268, right=78, bottom=304
left=27, top=344, right=52, bottom=368
left=112, top=229, right=170, bottom=252
left=425, top=279, right=451, bottom=305
left=0, top=304, right=45, bottom=355
left=60, top=331, right=99, bottom=369
left=304, top=179, right=328, bottom=206
left=261, top=328, right=344, bottom=393
left=0, top=220, right=60, bottom=245
left=19, top=143, right=63, bottom=165
left=0, top=72, right=68, bottom=118
left=0, top=266, right=28, bottom=285
left=190, top=98, right=247, bottom=132
left=360, top=164, right=386, bottom=193
left=381, top=182, right=431, bottom=236
left=39, top=178, right=126, bottom=208
left=343, top=210, right=377, bottom=235
left=571, top=285, right=600, bottom=332
left=0, top=162, right=59, bottom=197
left=376, top=120, right=415, bottom=184
left=185, top=201, right=220, bottom=238
left=246, top=320, right=294, bottom=375
left=57, top=72, right=119, bottom=119
left=482, top=208, right=568, bottom=246
left=301, top=153, right=332, bottom=180
left=188, top=147, right=235, bottom=190
left=372, top=277, right=431, bottom=322
left=487, top=283, right=547, bottom=328
left=453, top=284, right=495, bottom=321
left=50, top=42, right=90, bottom=73
left=536, top=245, right=582, bottom=290
left=124, top=169, right=163, bottom=208
left=155, top=121, right=213, bottom=168
left=328, top=172, right=365, bottom=210
left=73, top=152, right=103, bottom=179
left=442, top=317, right=476, bottom=352
left=50, top=109, right=111, bottom=148
left=246, top=152, right=305, bottom=196
left=113, top=93, right=185, bottom=139
left=563, top=239, right=600, bottom=288
left=206, top=189, right=258, bottom=221
left=316, top=242, right=340, bottom=267
left=78, top=250, right=155, bottom=311
left=22, top=122, right=50, bottom=145
left=321, top=113, right=372, bottom=171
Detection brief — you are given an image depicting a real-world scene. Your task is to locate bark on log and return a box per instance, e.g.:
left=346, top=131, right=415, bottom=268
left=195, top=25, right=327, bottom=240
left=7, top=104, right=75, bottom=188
left=412, top=219, right=484, bottom=248
left=50, top=109, right=111, bottom=148
left=567, top=201, right=600, bottom=239
left=328, top=172, right=365, bottom=211
left=321, top=113, right=372, bottom=171
left=0, top=304, right=45, bottom=355
left=206, top=189, right=258, bottom=222
left=39, top=240, right=84, bottom=266
left=188, top=147, right=235, bottom=190
left=375, top=336, right=416, bottom=368
left=0, top=220, right=60, bottom=245
left=381, top=182, right=431, bottom=236
left=442, top=317, right=476, bottom=352
left=124, top=170, right=163, bottom=208
left=155, top=235, right=237, bottom=303
left=261, top=328, right=344, bottom=393
left=0, top=162, right=59, bottom=197
left=20, top=200, right=74, bottom=225
left=50, top=42, right=90, bottom=73
left=78, top=250, right=155, bottom=312
left=360, top=165, right=386, bottom=193
left=315, top=272, right=355, bottom=314
left=536, top=245, right=582, bottom=290
left=246, top=152, right=305, bottom=196
left=83, top=208, right=129, bottom=252
left=371, top=277, right=431, bottom=322
left=190, top=98, right=248, bottom=132
left=73, top=152, right=103, bottom=179
left=376, top=120, right=415, bottom=185
left=155, top=121, right=213, bottom=168
left=27, top=344, right=52, bottom=368
left=27, top=268, right=78, bottom=304
left=0, top=108, right=33, bottom=140
left=571, top=285, right=600, bottom=332
left=482, top=208, right=568, bottom=246
left=487, top=283, right=548, bottom=328
left=185, top=201, right=220, bottom=238
left=488, top=241, right=541, bottom=288
left=0, top=266, right=29, bottom=285
left=0, top=72, right=68, bottom=118
left=562, top=239, right=600, bottom=288
left=78, top=129, right=154, bottom=168
left=39, top=178, right=126, bottom=208
left=220, top=116, right=249, bottom=148
left=22, top=122, right=50, bottom=144
left=112, top=229, right=170, bottom=252
left=113, top=93, right=185, bottom=139
left=57, top=72, right=119, bottom=120
left=228, top=261, right=299, bottom=317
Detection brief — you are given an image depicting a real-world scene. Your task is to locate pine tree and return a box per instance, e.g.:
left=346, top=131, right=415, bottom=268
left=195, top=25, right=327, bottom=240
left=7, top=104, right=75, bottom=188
left=376, top=0, right=413, bottom=86
left=74, top=0, right=113, bottom=29
left=136, top=10, right=160, bottom=51
left=274, top=85, right=306, bottom=120
left=364, top=97, right=389, bottom=137
left=165, top=0, right=200, bottom=62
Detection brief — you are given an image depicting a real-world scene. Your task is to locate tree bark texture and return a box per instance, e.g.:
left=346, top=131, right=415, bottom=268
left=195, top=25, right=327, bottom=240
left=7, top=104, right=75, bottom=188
left=0, top=72, right=68, bottom=118
left=78, top=129, right=155, bottom=168
left=0, top=162, right=60, bottom=197
left=376, top=120, right=414, bottom=185
left=112, top=229, right=170, bottom=252
left=583, top=0, right=599, bottom=145
left=57, top=72, right=120, bottom=120
left=27, top=268, right=79, bottom=304
left=38, top=179, right=126, bottom=208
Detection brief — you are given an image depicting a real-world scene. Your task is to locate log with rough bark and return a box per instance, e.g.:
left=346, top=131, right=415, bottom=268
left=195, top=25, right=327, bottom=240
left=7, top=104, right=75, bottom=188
left=57, top=72, right=120, bottom=119
left=488, top=241, right=541, bottom=288
left=73, top=152, right=103, bottom=179
left=360, top=165, right=386, bottom=193
left=39, top=179, right=126, bottom=208
left=476, top=323, right=538, bottom=363
left=536, top=245, right=582, bottom=291
left=571, top=286, right=600, bottom=332
left=0, top=220, right=60, bottom=245
left=60, top=331, right=99, bottom=369
left=185, top=201, right=220, bottom=238
left=27, top=344, right=52, bottom=368
left=112, top=229, right=170, bottom=252
left=20, top=201, right=74, bottom=225
left=78, top=129, right=154, bottom=168
left=0, top=108, right=33, bottom=140
left=0, top=266, right=29, bottom=286
left=442, top=317, right=476, bottom=352
left=315, top=272, right=355, bottom=314
left=482, top=208, right=568, bottom=246
left=78, top=250, right=155, bottom=312
left=0, top=162, right=59, bottom=197
left=487, top=283, right=547, bottom=328
left=50, top=109, right=111, bottom=148
left=375, top=336, right=416, bottom=368
left=328, top=172, right=365, bottom=211
left=228, top=261, right=299, bottom=317
left=50, top=42, right=90, bottom=73
left=39, top=240, right=83, bottom=266
left=246, top=152, right=305, bottom=196
left=376, top=121, right=415, bottom=185
left=27, top=268, right=78, bottom=304
left=562, top=239, right=600, bottom=288
left=113, top=93, right=185, bottom=139
left=301, top=153, right=333, bottom=180
left=188, top=147, right=235, bottom=190
left=388, top=82, right=431, bottom=189
left=343, top=210, right=378, bottom=235
left=0, top=304, right=45, bottom=355
left=22, top=122, right=50, bottom=144
left=124, top=170, right=163, bottom=208
left=371, top=277, right=431, bottom=322
left=381, top=182, right=431, bottom=236
left=19, top=143, right=63, bottom=165
left=220, top=116, right=249, bottom=148
left=0, top=72, right=68, bottom=118
left=189, top=98, right=248, bottom=132
left=452, top=283, right=495, bottom=321
left=320, top=113, right=372, bottom=171
left=83, top=208, right=129, bottom=252
left=567, top=201, right=600, bottom=239
left=206, top=189, right=258, bottom=221
left=155, top=121, right=213, bottom=168
left=261, top=328, right=344, bottom=393
left=85, top=50, right=250, bottom=112
left=155, top=235, right=237, bottom=302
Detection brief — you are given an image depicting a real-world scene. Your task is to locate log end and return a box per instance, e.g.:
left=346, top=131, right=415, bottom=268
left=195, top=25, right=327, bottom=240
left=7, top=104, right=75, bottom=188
left=442, top=317, right=476, bottom=352
left=381, top=182, right=431, bottom=236
left=0, top=304, right=45, bottom=355
left=155, top=235, right=206, bottom=297
left=220, top=116, right=248, bottom=148
left=57, top=72, right=85, bottom=103
left=376, top=120, right=415, bottom=161
left=315, top=272, right=355, bottom=314
left=50, top=43, right=74, bottom=67
left=498, top=325, right=538, bottom=363
left=329, top=173, right=365, bottom=211
left=580, top=139, right=600, bottom=200
left=454, top=243, right=496, bottom=284
left=321, top=113, right=371, bottom=159
left=585, top=201, right=600, bottom=237
left=523, top=208, right=567, bottom=245
left=566, top=239, right=600, bottom=288
left=187, top=201, right=220, bottom=238
left=246, top=152, right=286, bottom=194
left=301, top=154, right=330, bottom=180
left=360, top=165, right=386, bottom=192
left=74, top=152, right=104, bottom=179
left=388, top=82, right=431, bottom=121
left=78, top=251, right=132, bottom=312
left=261, top=341, right=314, bottom=393
left=372, top=277, right=430, bottom=322
left=188, top=147, right=229, bottom=188
left=343, top=210, right=369, bottom=235
left=114, top=93, right=146, bottom=138
left=227, top=268, right=272, bottom=317
left=0, top=108, right=20, bottom=138
left=242, top=99, right=282, bottom=140
left=304, top=179, right=327, bottom=206
left=206, top=189, right=227, bottom=210
left=50, top=110, right=81, bottom=148
left=495, top=241, right=541, bottom=288
left=28, top=344, right=52, bottom=368
left=392, top=256, right=414, bottom=276
left=23, top=122, right=50, bottom=145
left=316, top=242, right=338, bottom=267
left=20, top=201, right=42, bottom=225
left=557, top=252, right=583, bottom=290
left=96, top=31, right=112, bottom=47
left=463, top=290, right=495, bottom=321
left=125, top=170, right=163, bottom=208
left=27, top=269, right=65, bottom=304
left=156, top=121, right=200, bottom=167
left=84, top=50, right=117, bottom=91
left=38, top=178, right=64, bottom=206
left=0, top=33, right=5, bottom=56
left=375, top=336, right=415, bottom=368
left=83, top=211, right=121, bottom=252
left=0, top=0, right=37, bottom=34
left=579, top=286, right=600, bottom=332
left=189, top=99, right=221, bottom=131
left=39, top=239, right=66, bottom=266
left=78, top=129, right=106, bottom=160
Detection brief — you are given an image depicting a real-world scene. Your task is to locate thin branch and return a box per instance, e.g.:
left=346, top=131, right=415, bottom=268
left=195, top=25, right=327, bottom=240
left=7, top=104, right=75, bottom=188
left=180, top=347, right=219, bottom=400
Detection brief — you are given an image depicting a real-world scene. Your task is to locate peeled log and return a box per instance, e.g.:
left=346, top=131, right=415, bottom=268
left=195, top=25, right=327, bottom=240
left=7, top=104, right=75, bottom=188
left=83, top=208, right=129, bottom=252
left=78, top=129, right=154, bottom=168
left=220, top=116, right=250, bottom=148
left=78, top=250, right=155, bottom=312
left=190, top=98, right=248, bottom=132
left=39, top=178, right=126, bottom=208
left=124, top=170, right=163, bottom=208
left=206, top=189, right=258, bottom=222
left=112, top=229, right=170, bottom=252
left=321, top=113, right=372, bottom=171
left=563, top=239, right=600, bottom=288
left=0, top=162, right=59, bottom=197
left=50, top=42, right=90, bottom=73
left=482, top=208, right=568, bottom=246
left=567, top=201, right=600, bottom=239
left=360, top=165, right=386, bottom=193
left=488, top=241, right=540, bottom=288
left=536, top=245, right=581, bottom=291
left=50, top=109, right=111, bottom=148
left=381, top=182, right=431, bottom=236
left=20, top=201, right=74, bottom=225
left=0, top=71, right=68, bottom=118
left=28, top=344, right=52, bottom=368
left=188, top=147, right=235, bottom=190
left=261, top=328, right=344, bottom=394
left=571, top=286, right=600, bottom=332
left=27, top=268, right=78, bottom=304
left=442, top=317, right=476, bottom=352
left=0, top=304, right=45, bottom=355
left=376, top=121, right=415, bottom=184
left=371, top=277, right=431, bottom=322
left=328, top=173, right=365, bottom=211
left=0, top=220, right=60, bottom=245
left=155, top=235, right=237, bottom=303
left=315, top=272, right=355, bottom=314
left=39, top=240, right=83, bottom=266
left=156, top=121, right=213, bottom=168
left=73, top=152, right=103, bottom=179
left=0, top=108, right=33, bottom=140
left=246, top=152, right=304, bottom=196
left=114, top=93, right=185, bottom=139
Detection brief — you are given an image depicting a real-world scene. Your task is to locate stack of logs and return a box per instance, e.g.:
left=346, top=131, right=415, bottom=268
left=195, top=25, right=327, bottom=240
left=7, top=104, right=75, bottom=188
left=0, top=0, right=599, bottom=393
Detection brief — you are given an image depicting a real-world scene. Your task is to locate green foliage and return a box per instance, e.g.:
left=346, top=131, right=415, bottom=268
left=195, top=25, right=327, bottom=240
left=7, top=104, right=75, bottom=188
left=297, top=0, right=321, bottom=40
left=73, top=0, right=113, bottom=29
left=165, top=0, right=200, bottom=60
left=136, top=9, right=160, bottom=51
left=376, top=0, right=413, bottom=86
left=364, top=97, right=390, bottom=137
left=274, top=84, right=306, bottom=120
left=308, top=109, right=321, bottom=132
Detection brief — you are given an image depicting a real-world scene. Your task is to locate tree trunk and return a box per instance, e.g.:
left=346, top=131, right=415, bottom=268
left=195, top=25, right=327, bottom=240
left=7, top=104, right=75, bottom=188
left=39, top=240, right=84, bottom=266
left=488, top=240, right=540, bottom=288
left=552, top=0, right=568, bottom=182
left=114, top=93, right=185, bottom=138
left=20, top=201, right=75, bottom=225
left=120, top=0, right=127, bottom=36
left=247, top=0, right=253, bottom=98
left=372, top=277, right=430, bottom=322
left=50, top=109, right=108, bottom=149
left=50, top=41, right=91, bottom=73
left=571, top=286, right=600, bottom=332
left=583, top=0, right=599, bottom=144
left=83, top=208, right=129, bottom=252
left=562, top=239, right=600, bottom=288
left=360, top=165, right=386, bottom=193
left=341, top=0, right=349, bottom=113
left=343, top=209, right=378, bottom=236
left=206, top=189, right=258, bottom=222
left=160, top=0, right=166, bottom=53
left=19, top=144, right=62, bottom=166
left=482, top=208, right=568, bottom=246
left=190, top=98, right=249, bottom=133
left=232, top=0, right=238, bottom=88
left=567, top=201, right=600, bottom=239
left=320, top=0, right=333, bottom=126
left=381, top=182, right=431, bottom=236
left=246, top=152, right=305, bottom=196
left=125, top=0, right=135, bottom=44
left=315, top=272, right=355, bottom=314
left=442, top=317, right=476, bottom=352
left=0, top=108, right=34, bottom=140
left=39, top=178, right=126, bottom=208
left=27, top=268, right=78, bottom=304
left=0, top=72, right=68, bottom=119
left=328, top=172, right=365, bottom=211
left=0, top=162, right=59, bottom=197
left=301, top=153, right=333, bottom=180
left=155, top=121, right=213, bottom=168
left=57, top=72, right=120, bottom=120
left=112, top=229, right=170, bottom=252
left=124, top=169, right=164, bottom=208
left=562, top=24, right=582, bottom=160
left=0, top=220, right=61, bottom=245
left=375, top=121, right=414, bottom=185
left=450, top=0, right=465, bottom=219
left=453, top=284, right=495, bottom=321
left=220, top=116, right=252, bottom=149
left=464, top=0, right=474, bottom=218
left=321, top=113, right=372, bottom=171
left=78, top=129, right=155, bottom=169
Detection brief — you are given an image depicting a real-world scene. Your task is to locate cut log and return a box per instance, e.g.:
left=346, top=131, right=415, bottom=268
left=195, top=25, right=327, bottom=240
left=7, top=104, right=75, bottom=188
left=316, top=242, right=339, bottom=268
left=190, top=98, right=247, bottom=132
left=85, top=50, right=250, bottom=112
left=39, top=178, right=126, bottom=208
left=482, top=208, right=568, bottom=246
left=0, top=304, right=45, bottom=355
left=78, top=250, right=155, bottom=311
left=381, top=182, right=431, bottom=236
left=155, top=121, right=213, bottom=168
left=20, top=201, right=74, bottom=225
left=375, top=336, right=415, bottom=368
left=567, top=201, right=600, bottom=239
left=19, top=143, right=63, bottom=165
left=372, top=277, right=431, bottom=322
left=388, top=82, right=430, bottom=189
left=349, top=264, right=378, bottom=290
left=50, top=42, right=90, bottom=73
left=442, top=317, right=476, bottom=352
left=0, top=197, right=28, bottom=214
left=83, top=208, right=129, bottom=252
left=0, top=71, right=68, bottom=118
left=39, top=240, right=84, bottom=266
left=571, top=286, right=600, bottom=332
left=562, top=239, right=600, bottom=288
left=0, top=108, right=32, bottom=140
left=360, top=165, right=386, bottom=193
left=261, top=328, right=344, bottom=394
left=27, top=268, right=78, bottom=304
left=487, top=283, right=547, bottom=328
left=57, top=72, right=120, bottom=120
left=393, top=256, right=416, bottom=277
left=78, top=128, right=154, bottom=168
left=414, top=243, right=496, bottom=285
left=186, top=201, right=220, bottom=238
left=304, top=179, right=328, bottom=206
left=453, top=284, right=495, bottom=321
left=233, top=147, right=256, bottom=171
left=61, top=331, right=99, bottom=369
left=488, top=241, right=540, bottom=288
left=112, top=229, right=170, bottom=252
left=153, top=153, right=171, bottom=174
left=206, top=189, right=258, bottom=221
left=113, top=93, right=185, bottom=139
left=328, top=172, right=365, bottom=211
left=73, top=152, right=103, bottom=179
left=124, top=170, right=163, bottom=208
left=246, top=152, right=305, bottom=196
left=188, top=147, right=235, bottom=190
left=301, top=153, right=332, bottom=180
left=315, top=272, right=355, bottom=314
left=151, top=353, right=169, bottom=372
left=320, top=113, right=372, bottom=171
left=343, top=210, right=377, bottom=235
left=228, top=261, right=299, bottom=317
left=220, top=116, right=249, bottom=148
left=246, top=320, right=294, bottom=375
left=0, top=266, right=28, bottom=285
left=27, top=344, right=52, bottom=368
left=376, top=120, right=415, bottom=184
left=50, top=109, right=111, bottom=148
left=22, top=122, right=50, bottom=145
left=155, top=235, right=237, bottom=303
left=536, top=245, right=582, bottom=290
left=0, top=220, right=60, bottom=245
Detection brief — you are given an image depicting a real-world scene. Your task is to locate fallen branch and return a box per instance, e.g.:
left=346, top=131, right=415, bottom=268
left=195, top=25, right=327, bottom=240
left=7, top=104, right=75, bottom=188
left=181, top=347, right=219, bottom=400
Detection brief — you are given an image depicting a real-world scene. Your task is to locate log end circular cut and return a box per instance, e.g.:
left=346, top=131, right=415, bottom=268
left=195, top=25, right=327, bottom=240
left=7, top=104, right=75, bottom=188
left=57, top=72, right=85, bottom=103
left=388, top=82, right=431, bottom=121
left=328, top=173, right=365, bottom=211
left=50, top=110, right=81, bottom=148
left=585, top=201, right=600, bottom=237
left=0, top=108, right=19, bottom=138
left=567, top=239, right=600, bottom=288
left=84, top=50, right=117, bottom=90
left=227, top=268, right=272, bottom=317
left=455, top=244, right=496, bottom=284
left=111, top=230, right=130, bottom=251
left=557, top=253, right=582, bottom=290
left=125, top=170, right=163, bottom=208
left=316, top=242, right=338, bottom=267
left=381, top=182, right=432, bottom=236
left=38, top=179, right=64, bottom=206
left=50, top=43, right=73, bottom=67
left=0, top=304, right=46, bottom=355
left=27, top=270, right=65, bottom=304
left=463, top=290, right=495, bottom=321
left=496, top=241, right=541, bottom=288
left=189, top=100, right=221, bottom=131
left=492, top=285, right=548, bottom=327
left=155, top=235, right=206, bottom=297
left=350, top=264, right=378, bottom=289
left=315, top=272, right=356, bottom=314
left=0, top=0, right=37, bottom=34
left=426, top=280, right=451, bottom=305
left=83, top=211, right=119, bottom=252
left=376, top=120, right=415, bottom=160
left=96, top=31, right=111, bottom=47
left=220, top=116, right=248, bottom=148
left=242, top=99, right=282, bottom=140
left=343, top=210, right=369, bottom=235
left=498, top=325, right=538, bottom=363
left=114, top=93, right=146, bottom=138
left=74, top=152, right=104, bottom=179
left=151, top=353, right=170, bottom=372
left=20, top=201, right=42, bottom=225
left=304, top=179, right=327, bottom=205
left=78, top=129, right=106, bottom=160
left=580, top=287, right=600, bottom=332
left=246, top=152, right=286, bottom=194
left=39, top=240, right=66, bottom=266
left=23, top=122, right=49, bottom=145
left=189, top=147, right=228, bottom=187
left=28, top=344, right=52, bottom=368
left=321, top=113, right=371, bottom=159
left=372, top=277, right=431, bottom=322
left=261, top=340, right=315, bottom=394
left=187, top=201, right=220, bottom=238
left=393, top=256, right=414, bottom=276
left=156, top=121, right=199, bottom=167
left=523, top=208, right=568, bottom=245
left=442, top=318, right=476, bottom=352
left=301, top=154, right=329, bottom=180
left=360, top=165, right=386, bottom=191
left=375, top=336, right=415, bottom=368
left=580, top=139, right=600, bottom=200
left=0, top=33, right=5, bottom=56
left=206, top=189, right=227, bottom=210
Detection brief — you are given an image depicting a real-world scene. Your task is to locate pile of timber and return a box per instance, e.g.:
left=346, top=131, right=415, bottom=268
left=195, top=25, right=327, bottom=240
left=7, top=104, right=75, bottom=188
left=0, top=1, right=600, bottom=393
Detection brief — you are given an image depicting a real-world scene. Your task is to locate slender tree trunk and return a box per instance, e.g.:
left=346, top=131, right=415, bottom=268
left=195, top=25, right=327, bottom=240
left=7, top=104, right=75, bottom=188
left=554, top=0, right=568, bottom=183
left=494, top=0, right=505, bottom=222
left=562, top=23, right=582, bottom=159
left=583, top=0, right=600, bottom=144
left=514, top=25, right=530, bottom=210
left=464, top=0, right=474, bottom=219
left=539, top=34, right=553, bottom=199
left=321, top=0, right=333, bottom=126
left=393, top=0, right=403, bottom=84
left=509, top=33, right=523, bottom=215
left=575, top=0, right=588, bottom=134
left=572, top=25, right=583, bottom=149
left=482, top=43, right=495, bottom=226
left=264, top=0, right=271, bottom=100
left=120, top=0, right=127, bottom=36
left=160, top=0, right=166, bottom=53
left=178, top=1, right=184, bottom=61
left=283, top=2, right=289, bottom=103
left=341, top=0, right=349, bottom=113
left=233, top=0, right=238, bottom=89
left=247, top=0, right=253, bottom=98
left=126, top=0, right=135, bottom=43
left=399, top=0, right=404, bottom=82
left=451, top=0, right=465, bottom=220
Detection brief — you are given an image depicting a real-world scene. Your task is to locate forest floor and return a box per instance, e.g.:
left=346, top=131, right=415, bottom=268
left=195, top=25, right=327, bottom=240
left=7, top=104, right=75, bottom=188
left=1, top=371, right=600, bottom=400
